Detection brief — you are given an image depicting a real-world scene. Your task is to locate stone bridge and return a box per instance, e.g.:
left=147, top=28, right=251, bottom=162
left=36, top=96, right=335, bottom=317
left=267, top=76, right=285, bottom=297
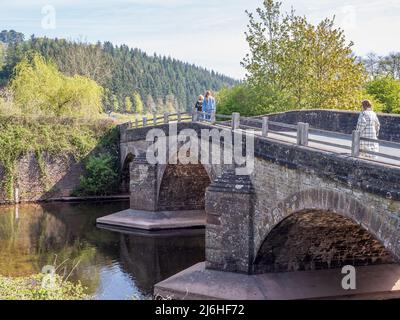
left=99, top=110, right=400, bottom=299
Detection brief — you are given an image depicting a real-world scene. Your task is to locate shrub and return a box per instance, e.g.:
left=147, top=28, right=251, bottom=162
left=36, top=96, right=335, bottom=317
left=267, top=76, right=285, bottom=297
left=365, top=76, right=400, bottom=114
left=216, top=84, right=293, bottom=116
left=74, top=154, right=119, bottom=196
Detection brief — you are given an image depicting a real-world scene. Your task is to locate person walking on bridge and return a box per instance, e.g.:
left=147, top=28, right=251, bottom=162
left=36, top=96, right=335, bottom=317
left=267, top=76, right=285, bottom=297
left=202, top=90, right=216, bottom=121
left=356, top=100, right=381, bottom=158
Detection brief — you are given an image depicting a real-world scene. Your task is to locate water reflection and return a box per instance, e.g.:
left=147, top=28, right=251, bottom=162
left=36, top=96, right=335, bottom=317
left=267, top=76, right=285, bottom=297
left=0, top=202, right=205, bottom=300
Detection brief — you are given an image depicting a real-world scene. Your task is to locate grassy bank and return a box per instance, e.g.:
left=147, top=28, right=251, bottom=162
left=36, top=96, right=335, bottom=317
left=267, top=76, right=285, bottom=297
left=0, top=273, right=88, bottom=300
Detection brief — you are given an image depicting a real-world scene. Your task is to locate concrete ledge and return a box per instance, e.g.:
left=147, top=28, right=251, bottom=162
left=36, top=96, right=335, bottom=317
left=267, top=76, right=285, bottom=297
left=45, top=195, right=130, bottom=202
left=154, top=262, right=400, bottom=300
left=96, top=209, right=205, bottom=231
left=97, top=223, right=205, bottom=237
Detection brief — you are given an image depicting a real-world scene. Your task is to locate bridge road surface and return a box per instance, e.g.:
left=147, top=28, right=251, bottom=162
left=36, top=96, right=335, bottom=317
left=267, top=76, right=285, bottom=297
left=233, top=126, right=400, bottom=167
left=173, top=120, right=400, bottom=166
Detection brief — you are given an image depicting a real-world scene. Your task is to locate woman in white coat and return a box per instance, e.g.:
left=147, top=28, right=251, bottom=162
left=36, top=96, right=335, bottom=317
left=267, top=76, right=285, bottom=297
left=356, top=100, right=381, bottom=158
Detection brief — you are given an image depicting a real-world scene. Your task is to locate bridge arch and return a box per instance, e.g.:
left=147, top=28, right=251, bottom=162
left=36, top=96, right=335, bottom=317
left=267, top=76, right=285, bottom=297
left=121, top=153, right=135, bottom=193
left=253, top=189, right=398, bottom=273
left=155, top=138, right=224, bottom=211
left=156, top=162, right=212, bottom=211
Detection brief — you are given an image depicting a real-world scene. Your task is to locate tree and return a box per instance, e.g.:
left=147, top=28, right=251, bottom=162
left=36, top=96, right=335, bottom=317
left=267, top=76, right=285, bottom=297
left=57, top=40, right=113, bottom=87
left=363, top=53, right=382, bottom=79
left=0, top=43, right=5, bottom=67
left=132, top=92, right=143, bottom=115
left=156, top=97, right=165, bottom=113
left=146, top=94, right=156, bottom=113
left=112, top=94, right=120, bottom=113
left=0, top=43, right=5, bottom=77
left=165, top=94, right=177, bottom=113
left=124, top=96, right=133, bottom=113
left=216, top=83, right=291, bottom=116
left=0, top=33, right=238, bottom=112
left=362, top=52, right=400, bottom=80
left=242, top=0, right=366, bottom=111
left=0, top=30, right=24, bottom=44
left=365, top=77, right=400, bottom=113
left=380, top=53, right=400, bottom=79
left=11, top=53, right=103, bottom=117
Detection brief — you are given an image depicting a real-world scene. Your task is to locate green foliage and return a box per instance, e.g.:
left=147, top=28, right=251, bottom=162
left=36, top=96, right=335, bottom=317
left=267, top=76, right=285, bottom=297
left=124, top=96, right=133, bottom=113
left=73, top=124, right=120, bottom=197
left=111, top=94, right=119, bottom=113
left=0, top=273, right=88, bottom=300
left=242, top=0, right=366, bottom=114
left=0, top=43, right=5, bottom=70
left=0, top=33, right=238, bottom=113
left=75, top=154, right=119, bottom=196
left=10, top=53, right=103, bottom=117
left=0, top=115, right=116, bottom=199
left=132, top=91, right=144, bottom=114
left=365, top=76, right=400, bottom=113
left=0, top=30, right=24, bottom=44
left=362, top=52, right=400, bottom=80
left=217, top=84, right=292, bottom=116
left=0, top=43, right=6, bottom=87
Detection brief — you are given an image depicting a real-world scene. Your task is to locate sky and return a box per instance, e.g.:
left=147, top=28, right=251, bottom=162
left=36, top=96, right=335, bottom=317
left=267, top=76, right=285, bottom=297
left=0, top=0, right=399, bottom=79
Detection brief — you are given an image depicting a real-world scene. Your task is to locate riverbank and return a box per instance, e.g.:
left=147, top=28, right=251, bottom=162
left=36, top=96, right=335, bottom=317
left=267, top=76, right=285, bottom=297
left=0, top=194, right=129, bottom=205
left=44, top=194, right=129, bottom=203
left=0, top=201, right=204, bottom=299
left=0, top=115, right=121, bottom=204
left=0, top=274, right=88, bottom=300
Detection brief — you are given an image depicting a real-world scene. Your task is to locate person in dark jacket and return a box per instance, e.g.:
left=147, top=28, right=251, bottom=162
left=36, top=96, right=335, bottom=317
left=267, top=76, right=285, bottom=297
left=194, top=95, right=204, bottom=112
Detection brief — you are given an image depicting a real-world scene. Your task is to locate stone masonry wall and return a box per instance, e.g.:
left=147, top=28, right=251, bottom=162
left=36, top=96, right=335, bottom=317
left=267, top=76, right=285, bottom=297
left=157, top=164, right=211, bottom=211
left=253, top=210, right=394, bottom=273
left=0, top=152, right=84, bottom=203
left=251, top=156, right=400, bottom=265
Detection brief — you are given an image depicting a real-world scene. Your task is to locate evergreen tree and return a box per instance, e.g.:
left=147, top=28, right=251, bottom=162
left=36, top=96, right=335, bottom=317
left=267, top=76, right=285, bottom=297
left=0, top=32, right=238, bottom=112
left=132, top=91, right=144, bottom=115
left=124, top=96, right=133, bottom=113
left=146, top=95, right=156, bottom=113
left=0, top=30, right=24, bottom=44
left=112, top=95, right=119, bottom=113
left=165, top=94, right=177, bottom=113
left=0, top=43, right=5, bottom=71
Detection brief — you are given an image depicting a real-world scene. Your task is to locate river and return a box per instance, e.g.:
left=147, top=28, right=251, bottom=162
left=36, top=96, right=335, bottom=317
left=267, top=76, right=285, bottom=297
left=0, top=201, right=205, bottom=300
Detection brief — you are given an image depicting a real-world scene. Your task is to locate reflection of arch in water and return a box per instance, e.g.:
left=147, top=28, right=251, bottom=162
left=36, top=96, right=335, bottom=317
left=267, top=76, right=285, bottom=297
left=118, top=230, right=205, bottom=295
left=253, top=209, right=395, bottom=274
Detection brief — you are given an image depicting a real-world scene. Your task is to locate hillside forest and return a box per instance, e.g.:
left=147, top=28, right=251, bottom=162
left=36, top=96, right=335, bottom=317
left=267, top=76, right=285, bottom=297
left=0, top=29, right=237, bottom=116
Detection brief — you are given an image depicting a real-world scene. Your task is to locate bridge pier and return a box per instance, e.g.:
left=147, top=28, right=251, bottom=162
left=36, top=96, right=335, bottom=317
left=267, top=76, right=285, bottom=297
left=98, top=152, right=212, bottom=231
left=129, top=154, right=158, bottom=211
left=205, top=170, right=255, bottom=274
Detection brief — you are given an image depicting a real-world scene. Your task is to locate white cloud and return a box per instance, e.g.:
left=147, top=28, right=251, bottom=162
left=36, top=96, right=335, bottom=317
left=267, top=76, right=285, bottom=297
left=0, top=0, right=399, bottom=78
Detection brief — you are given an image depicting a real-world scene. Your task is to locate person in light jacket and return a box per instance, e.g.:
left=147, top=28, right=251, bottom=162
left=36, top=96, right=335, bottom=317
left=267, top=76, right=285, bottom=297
left=202, top=90, right=216, bottom=121
left=356, top=100, right=381, bottom=158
